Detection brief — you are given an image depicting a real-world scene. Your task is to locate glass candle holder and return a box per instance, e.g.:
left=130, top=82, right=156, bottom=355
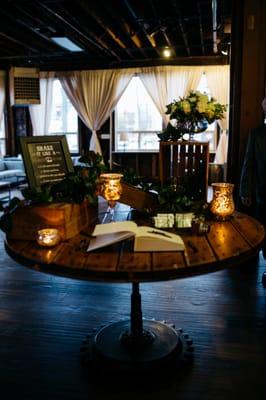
left=37, top=228, right=61, bottom=247
left=99, top=173, right=123, bottom=221
left=210, top=182, right=235, bottom=221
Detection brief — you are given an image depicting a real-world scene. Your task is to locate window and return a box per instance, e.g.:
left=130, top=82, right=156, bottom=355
left=115, top=77, right=162, bottom=151
left=49, top=80, right=79, bottom=153
left=193, top=73, right=218, bottom=152
left=0, top=116, right=6, bottom=156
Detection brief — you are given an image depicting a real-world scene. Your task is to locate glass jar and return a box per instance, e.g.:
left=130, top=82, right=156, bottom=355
left=210, top=182, right=235, bottom=221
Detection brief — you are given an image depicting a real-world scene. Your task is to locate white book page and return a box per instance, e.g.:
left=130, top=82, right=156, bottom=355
left=134, top=226, right=184, bottom=245
left=92, top=221, right=138, bottom=236
left=87, top=231, right=134, bottom=252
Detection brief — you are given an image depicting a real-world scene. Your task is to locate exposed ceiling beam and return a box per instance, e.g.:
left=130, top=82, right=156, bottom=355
left=78, top=0, right=134, bottom=59
left=171, top=0, right=191, bottom=56
left=37, top=0, right=121, bottom=60
left=100, top=0, right=144, bottom=49
left=197, top=0, right=206, bottom=55
left=147, top=0, right=177, bottom=57
left=212, top=0, right=218, bottom=53
left=0, top=31, right=39, bottom=54
left=0, top=4, right=59, bottom=53
left=123, top=0, right=162, bottom=57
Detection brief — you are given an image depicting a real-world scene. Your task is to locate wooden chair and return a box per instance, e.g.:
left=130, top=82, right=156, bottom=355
left=159, top=141, right=209, bottom=202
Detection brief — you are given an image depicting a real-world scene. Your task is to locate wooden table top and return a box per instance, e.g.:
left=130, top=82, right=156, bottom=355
left=5, top=211, right=265, bottom=283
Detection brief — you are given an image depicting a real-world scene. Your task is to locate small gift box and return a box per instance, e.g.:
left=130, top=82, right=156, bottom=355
left=153, top=213, right=175, bottom=228
left=175, top=212, right=194, bottom=228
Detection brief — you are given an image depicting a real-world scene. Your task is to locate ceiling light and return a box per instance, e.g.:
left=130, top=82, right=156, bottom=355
left=163, top=47, right=171, bottom=58
left=51, top=37, right=83, bottom=52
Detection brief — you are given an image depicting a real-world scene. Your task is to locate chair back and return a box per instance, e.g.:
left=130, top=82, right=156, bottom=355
left=159, top=140, right=209, bottom=201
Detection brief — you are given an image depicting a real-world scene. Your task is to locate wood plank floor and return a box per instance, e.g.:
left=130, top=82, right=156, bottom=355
left=0, top=230, right=266, bottom=400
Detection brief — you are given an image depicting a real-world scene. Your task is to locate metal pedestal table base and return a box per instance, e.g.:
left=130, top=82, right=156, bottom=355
left=80, top=282, right=193, bottom=373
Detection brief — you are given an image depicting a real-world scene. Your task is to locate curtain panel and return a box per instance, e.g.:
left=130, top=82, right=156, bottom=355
left=139, top=66, right=204, bottom=126
left=58, top=69, right=136, bottom=155
left=204, top=65, right=230, bottom=164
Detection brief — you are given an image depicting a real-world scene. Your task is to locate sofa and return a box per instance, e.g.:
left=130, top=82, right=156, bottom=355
left=0, top=156, right=25, bottom=185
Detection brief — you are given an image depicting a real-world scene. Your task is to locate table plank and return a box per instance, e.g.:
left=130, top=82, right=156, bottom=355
left=54, top=243, right=90, bottom=269
left=207, top=219, right=251, bottom=260
left=182, top=235, right=217, bottom=266
left=86, top=250, right=119, bottom=272
left=8, top=241, right=63, bottom=265
left=231, top=212, right=265, bottom=247
left=118, top=249, right=151, bottom=273
left=152, top=252, right=186, bottom=271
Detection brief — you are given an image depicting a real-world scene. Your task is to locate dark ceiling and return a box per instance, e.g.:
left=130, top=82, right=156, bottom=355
left=0, top=0, right=233, bottom=70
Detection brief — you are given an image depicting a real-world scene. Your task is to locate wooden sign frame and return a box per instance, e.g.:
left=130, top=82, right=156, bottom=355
left=20, top=135, right=74, bottom=191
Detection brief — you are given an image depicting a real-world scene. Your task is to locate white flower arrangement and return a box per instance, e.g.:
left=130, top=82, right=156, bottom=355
left=166, top=90, right=227, bottom=125
left=158, top=90, right=227, bottom=141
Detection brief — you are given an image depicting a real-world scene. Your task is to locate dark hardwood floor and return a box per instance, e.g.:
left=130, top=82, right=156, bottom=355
left=0, top=229, right=266, bottom=400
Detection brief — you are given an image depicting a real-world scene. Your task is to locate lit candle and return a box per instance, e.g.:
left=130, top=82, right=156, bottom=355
left=99, top=173, right=123, bottom=222
left=210, top=183, right=235, bottom=221
left=37, top=228, right=61, bottom=247
left=99, top=173, right=123, bottom=204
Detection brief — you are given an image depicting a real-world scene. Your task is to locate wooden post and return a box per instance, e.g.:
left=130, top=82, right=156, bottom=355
left=228, top=0, right=266, bottom=202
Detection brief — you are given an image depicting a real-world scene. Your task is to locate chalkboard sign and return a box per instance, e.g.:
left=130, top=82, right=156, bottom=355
left=20, top=135, right=74, bottom=191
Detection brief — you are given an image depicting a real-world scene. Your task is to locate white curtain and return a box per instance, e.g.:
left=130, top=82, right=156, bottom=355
left=29, top=71, right=55, bottom=135
left=58, top=69, right=135, bottom=154
left=139, top=66, right=204, bottom=125
left=0, top=71, right=6, bottom=157
left=204, top=65, right=230, bottom=164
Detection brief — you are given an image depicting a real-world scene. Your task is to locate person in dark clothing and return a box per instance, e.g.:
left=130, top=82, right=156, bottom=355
left=240, top=97, right=266, bottom=281
left=240, top=97, right=266, bottom=223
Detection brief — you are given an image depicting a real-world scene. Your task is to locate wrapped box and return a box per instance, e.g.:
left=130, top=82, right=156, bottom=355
left=9, top=199, right=97, bottom=241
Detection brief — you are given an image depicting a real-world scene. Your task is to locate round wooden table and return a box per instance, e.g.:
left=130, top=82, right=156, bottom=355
left=5, top=211, right=265, bottom=373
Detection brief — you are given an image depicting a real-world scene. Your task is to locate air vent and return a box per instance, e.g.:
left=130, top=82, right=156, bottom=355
left=9, top=67, right=40, bottom=105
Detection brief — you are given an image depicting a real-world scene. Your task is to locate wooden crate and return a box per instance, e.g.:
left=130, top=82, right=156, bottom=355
left=9, top=199, right=97, bottom=241
left=120, top=182, right=158, bottom=213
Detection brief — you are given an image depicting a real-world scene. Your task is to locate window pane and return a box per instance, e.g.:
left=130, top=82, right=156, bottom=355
left=49, top=80, right=79, bottom=153
left=115, top=77, right=162, bottom=151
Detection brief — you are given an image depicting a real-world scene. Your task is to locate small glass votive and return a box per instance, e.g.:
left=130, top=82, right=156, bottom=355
left=99, top=173, right=123, bottom=204
left=37, top=228, right=61, bottom=247
left=210, top=182, right=235, bottom=221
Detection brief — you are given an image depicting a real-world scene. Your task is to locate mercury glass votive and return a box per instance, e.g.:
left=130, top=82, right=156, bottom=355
left=210, top=182, right=235, bottom=221
left=99, top=173, right=123, bottom=221
left=37, top=228, right=61, bottom=247
left=99, top=173, right=123, bottom=205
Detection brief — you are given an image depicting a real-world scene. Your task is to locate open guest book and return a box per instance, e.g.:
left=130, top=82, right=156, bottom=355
left=87, top=221, right=185, bottom=252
